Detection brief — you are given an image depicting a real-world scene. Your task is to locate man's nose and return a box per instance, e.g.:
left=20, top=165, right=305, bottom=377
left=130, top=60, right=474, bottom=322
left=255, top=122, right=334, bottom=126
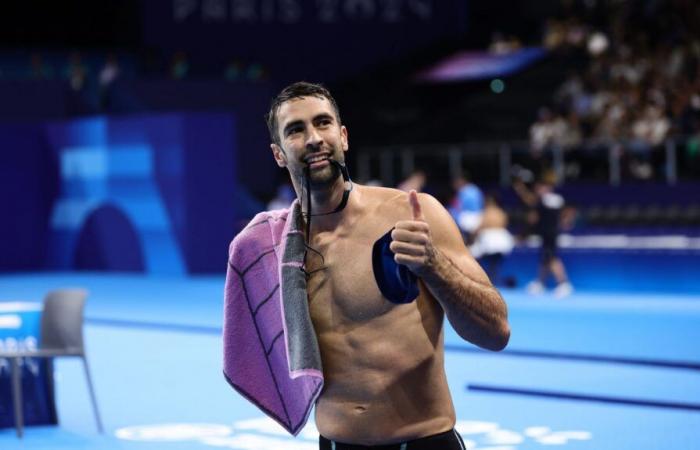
left=305, top=127, right=323, bottom=149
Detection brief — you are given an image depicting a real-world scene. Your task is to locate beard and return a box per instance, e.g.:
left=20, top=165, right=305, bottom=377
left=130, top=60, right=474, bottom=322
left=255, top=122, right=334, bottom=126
left=306, top=159, right=341, bottom=189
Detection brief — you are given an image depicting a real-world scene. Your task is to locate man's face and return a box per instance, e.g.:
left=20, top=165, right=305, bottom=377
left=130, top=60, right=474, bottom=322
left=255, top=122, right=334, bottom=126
left=271, top=96, right=348, bottom=189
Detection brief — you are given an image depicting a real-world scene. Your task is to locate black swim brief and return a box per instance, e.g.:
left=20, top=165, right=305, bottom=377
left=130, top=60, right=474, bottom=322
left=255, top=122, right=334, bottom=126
left=319, top=428, right=466, bottom=450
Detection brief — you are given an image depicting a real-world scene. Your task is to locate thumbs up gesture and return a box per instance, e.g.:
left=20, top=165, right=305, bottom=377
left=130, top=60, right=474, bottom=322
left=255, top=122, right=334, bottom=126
left=390, top=190, right=437, bottom=276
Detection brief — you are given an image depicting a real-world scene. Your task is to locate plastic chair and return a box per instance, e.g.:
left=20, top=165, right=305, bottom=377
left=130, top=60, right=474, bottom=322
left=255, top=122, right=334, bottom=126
left=0, top=289, right=103, bottom=437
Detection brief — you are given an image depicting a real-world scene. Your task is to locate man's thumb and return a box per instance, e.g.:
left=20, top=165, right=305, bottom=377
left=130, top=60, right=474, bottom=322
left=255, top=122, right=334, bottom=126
left=409, top=190, right=423, bottom=220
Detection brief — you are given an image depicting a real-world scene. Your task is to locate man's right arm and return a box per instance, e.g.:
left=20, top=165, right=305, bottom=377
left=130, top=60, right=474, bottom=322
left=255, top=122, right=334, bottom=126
left=391, top=192, right=510, bottom=351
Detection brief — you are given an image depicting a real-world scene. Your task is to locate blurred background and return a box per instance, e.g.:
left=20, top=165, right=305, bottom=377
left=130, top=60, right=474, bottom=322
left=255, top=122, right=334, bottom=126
left=0, top=0, right=698, bottom=286
left=1, top=1, right=699, bottom=449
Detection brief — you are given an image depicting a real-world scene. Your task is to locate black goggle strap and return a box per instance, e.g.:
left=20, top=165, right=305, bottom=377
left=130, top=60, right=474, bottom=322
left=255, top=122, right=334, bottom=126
left=300, top=166, right=324, bottom=278
left=298, top=160, right=353, bottom=278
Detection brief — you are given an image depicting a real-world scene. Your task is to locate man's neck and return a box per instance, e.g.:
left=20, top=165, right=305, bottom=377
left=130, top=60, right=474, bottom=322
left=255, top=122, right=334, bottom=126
left=299, top=176, right=352, bottom=232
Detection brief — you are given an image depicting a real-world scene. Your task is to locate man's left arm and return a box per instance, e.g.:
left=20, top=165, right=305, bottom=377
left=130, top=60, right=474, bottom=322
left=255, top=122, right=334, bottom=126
left=391, top=191, right=510, bottom=351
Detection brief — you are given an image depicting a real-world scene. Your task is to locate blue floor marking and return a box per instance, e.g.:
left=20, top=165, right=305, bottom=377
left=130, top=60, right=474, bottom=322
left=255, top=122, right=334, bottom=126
left=468, top=383, right=700, bottom=411
left=86, top=317, right=221, bottom=335
left=445, top=345, right=700, bottom=371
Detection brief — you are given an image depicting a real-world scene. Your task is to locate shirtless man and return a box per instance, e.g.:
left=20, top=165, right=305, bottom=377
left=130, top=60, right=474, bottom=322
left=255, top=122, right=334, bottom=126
left=266, top=82, right=510, bottom=449
left=470, top=194, right=514, bottom=286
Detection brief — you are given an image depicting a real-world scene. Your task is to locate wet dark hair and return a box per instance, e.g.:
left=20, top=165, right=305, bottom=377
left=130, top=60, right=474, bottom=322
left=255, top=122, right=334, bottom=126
left=265, top=81, right=342, bottom=145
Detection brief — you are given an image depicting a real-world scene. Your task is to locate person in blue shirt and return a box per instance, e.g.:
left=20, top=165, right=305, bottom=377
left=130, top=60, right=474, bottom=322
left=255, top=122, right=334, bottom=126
left=449, top=173, right=484, bottom=244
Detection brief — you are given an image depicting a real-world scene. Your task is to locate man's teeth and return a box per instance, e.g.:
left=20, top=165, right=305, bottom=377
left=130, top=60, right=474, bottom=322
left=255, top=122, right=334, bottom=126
left=307, top=156, right=328, bottom=163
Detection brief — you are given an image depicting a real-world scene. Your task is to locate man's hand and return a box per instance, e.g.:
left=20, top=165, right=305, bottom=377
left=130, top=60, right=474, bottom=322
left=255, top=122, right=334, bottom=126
left=390, top=190, right=438, bottom=276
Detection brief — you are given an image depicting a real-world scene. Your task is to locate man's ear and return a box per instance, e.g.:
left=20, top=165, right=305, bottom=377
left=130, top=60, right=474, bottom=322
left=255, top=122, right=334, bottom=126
left=341, top=125, right=349, bottom=152
left=271, top=143, right=287, bottom=167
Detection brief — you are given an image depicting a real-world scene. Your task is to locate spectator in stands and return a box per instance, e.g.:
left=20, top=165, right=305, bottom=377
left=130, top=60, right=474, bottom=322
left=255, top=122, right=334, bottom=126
left=530, top=107, right=579, bottom=153
left=470, top=193, right=515, bottom=287
left=98, top=54, right=120, bottom=88
left=628, top=101, right=670, bottom=179
left=513, top=170, right=573, bottom=298
left=533, top=1, right=700, bottom=182
left=449, top=173, right=484, bottom=245
left=489, top=31, right=522, bottom=55
left=64, top=52, right=87, bottom=91
left=554, top=73, right=585, bottom=111
left=98, top=53, right=120, bottom=110
left=560, top=110, right=583, bottom=151
left=529, top=107, right=557, bottom=156
left=594, top=97, right=627, bottom=140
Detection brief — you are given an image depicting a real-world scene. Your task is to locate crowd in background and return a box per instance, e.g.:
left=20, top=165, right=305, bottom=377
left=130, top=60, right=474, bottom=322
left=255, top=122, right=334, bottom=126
left=528, top=0, right=700, bottom=181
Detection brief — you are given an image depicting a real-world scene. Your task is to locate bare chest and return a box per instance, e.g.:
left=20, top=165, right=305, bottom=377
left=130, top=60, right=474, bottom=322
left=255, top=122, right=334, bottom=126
left=305, top=230, right=394, bottom=327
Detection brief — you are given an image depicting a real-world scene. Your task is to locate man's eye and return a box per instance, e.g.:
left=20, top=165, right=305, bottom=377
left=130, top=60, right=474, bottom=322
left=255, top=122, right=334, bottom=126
left=288, top=127, right=302, bottom=135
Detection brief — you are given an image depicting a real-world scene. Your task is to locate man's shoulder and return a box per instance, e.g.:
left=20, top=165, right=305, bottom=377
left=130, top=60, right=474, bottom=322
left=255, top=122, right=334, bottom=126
left=359, top=184, right=405, bottom=202
left=357, top=185, right=410, bottom=215
left=357, top=185, right=445, bottom=219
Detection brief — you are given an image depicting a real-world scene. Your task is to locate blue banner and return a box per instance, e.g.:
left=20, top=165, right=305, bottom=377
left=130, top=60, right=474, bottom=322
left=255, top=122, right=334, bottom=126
left=140, top=0, right=469, bottom=81
left=0, top=303, right=58, bottom=429
left=0, top=112, right=263, bottom=273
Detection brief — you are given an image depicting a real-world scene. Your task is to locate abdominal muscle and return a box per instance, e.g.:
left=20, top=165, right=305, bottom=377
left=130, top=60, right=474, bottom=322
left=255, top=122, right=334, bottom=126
left=305, top=186, right=457, bottom=445
left=311, top=294, right=456, bottom=445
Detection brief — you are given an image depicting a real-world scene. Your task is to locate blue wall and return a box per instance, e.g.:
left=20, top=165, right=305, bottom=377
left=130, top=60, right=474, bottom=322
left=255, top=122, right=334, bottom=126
left=0, top=122, right=59, bottom=271
left=1, top=113, right=262, bottom=274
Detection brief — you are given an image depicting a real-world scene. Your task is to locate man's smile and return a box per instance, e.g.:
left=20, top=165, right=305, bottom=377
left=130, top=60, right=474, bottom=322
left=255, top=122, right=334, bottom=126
left=304, top=152, right=332, bottom=169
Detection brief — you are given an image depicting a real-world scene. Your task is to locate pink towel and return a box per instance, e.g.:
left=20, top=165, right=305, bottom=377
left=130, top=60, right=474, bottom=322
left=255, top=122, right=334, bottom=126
left=223, top=200, right=323, bottom=435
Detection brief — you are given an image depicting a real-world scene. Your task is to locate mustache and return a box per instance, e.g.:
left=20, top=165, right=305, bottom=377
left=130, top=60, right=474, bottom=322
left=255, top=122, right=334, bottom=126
left=300, top=148, right=337, bottom=165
